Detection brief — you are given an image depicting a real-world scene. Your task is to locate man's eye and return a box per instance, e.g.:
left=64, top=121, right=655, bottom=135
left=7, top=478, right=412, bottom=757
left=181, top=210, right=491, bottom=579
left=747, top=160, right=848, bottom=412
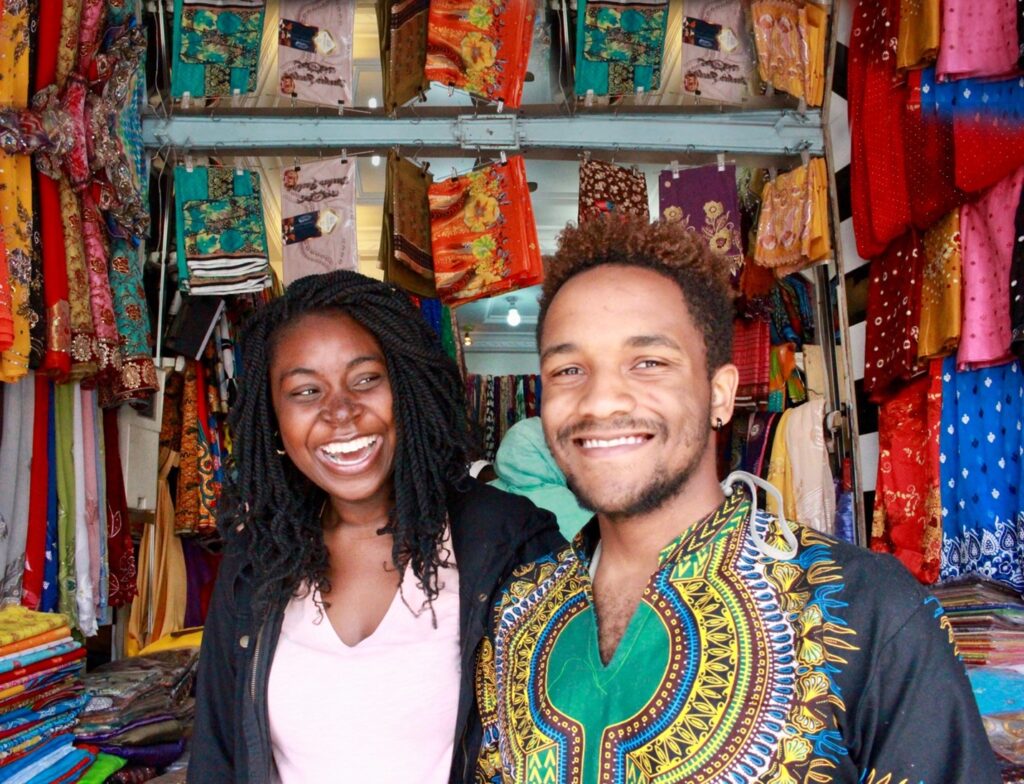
left=554, top=367, right=583, bottom=376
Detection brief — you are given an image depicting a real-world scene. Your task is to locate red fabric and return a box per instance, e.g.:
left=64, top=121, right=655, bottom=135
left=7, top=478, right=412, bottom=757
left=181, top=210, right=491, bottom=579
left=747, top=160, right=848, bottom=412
left=21, top=375, right=50, bottom=610
left=103, top=408, right=137, bottom=606
left=903, top=69, right=966, bottom=230
left=870, top=369, right=942, bottom=585
left=34, top=0, right=62, bottom=91
left=732, top=317, right=771, bottom=400
left=848, top=0, right=911, bottom=259
left=0, top=648, right=85, bottom=690
left=953, top=110, right=1024, bottom=196
left=863, top=230, right=925, bottom=403
left=37, top=173, right=70, bottom=379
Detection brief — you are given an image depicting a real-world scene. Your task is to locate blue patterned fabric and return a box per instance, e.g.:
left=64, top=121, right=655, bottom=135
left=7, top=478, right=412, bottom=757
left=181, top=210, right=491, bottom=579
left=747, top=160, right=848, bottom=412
left=939, top=356, right=1024, bottom=591
left=41, top=382, right=58, bottom=613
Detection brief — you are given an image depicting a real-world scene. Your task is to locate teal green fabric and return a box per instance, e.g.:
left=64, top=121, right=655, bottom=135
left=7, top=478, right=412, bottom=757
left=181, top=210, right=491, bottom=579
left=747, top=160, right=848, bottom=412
left=171, top=0, right=265, bottom=98
left=489, top=417, right=592, bottom=539
left=574, top=0, right=669, bottom=97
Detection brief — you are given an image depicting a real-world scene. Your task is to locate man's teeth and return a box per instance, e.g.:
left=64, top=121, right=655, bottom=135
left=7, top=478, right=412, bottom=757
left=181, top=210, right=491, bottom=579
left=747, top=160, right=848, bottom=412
left=580, top=436, right=646, bottom=449
left=321, top=436, right=378, bottom=456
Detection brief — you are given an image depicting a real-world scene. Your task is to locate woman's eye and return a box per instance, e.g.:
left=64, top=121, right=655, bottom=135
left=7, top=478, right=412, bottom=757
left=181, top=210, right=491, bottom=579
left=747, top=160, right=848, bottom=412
left=354, top=374, right=382, bottom=388
left=290, top=387, right=318, bottom=398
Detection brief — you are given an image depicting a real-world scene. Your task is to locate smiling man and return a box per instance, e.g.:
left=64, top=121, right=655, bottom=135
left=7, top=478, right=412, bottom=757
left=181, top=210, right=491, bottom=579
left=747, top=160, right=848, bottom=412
left=474, top=215, right=999, bottom=784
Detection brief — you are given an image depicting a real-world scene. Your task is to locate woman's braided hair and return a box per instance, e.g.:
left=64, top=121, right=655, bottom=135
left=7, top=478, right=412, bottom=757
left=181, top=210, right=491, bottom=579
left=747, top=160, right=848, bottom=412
left=221, top=270, right=473, bottom=615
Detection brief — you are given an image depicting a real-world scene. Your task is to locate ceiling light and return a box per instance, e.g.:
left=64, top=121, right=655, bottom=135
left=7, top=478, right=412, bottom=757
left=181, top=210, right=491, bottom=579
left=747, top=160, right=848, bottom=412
left=367, top=96, right=379, bottom=109
left=370, top=155, right=381, bottom=167
left=506, top=296, right=521, bottom=327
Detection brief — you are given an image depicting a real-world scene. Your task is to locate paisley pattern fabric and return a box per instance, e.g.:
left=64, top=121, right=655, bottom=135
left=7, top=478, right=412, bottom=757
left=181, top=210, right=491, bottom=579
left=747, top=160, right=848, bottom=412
left=171, top=0, right=266, bottom=98
left=476, top=490, right=1000, bottom=783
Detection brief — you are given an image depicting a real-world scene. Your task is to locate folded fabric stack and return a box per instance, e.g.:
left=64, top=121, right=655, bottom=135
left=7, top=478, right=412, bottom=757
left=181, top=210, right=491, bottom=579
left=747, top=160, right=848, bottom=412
left=934, top=578, right=1024, bottom=775
left=0, top=607, right=90, bottom=781
left=75, top=650, right=199, bottom=780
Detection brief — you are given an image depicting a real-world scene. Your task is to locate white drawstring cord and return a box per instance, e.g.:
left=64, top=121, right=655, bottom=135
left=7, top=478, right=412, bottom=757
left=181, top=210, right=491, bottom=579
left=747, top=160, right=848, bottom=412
left=721, top=471, right=799, bottom=561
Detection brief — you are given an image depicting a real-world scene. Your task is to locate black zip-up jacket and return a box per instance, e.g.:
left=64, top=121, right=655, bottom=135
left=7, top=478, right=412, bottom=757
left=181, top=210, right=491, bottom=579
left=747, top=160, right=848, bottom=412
left=187, top=480, right=564, bottom=783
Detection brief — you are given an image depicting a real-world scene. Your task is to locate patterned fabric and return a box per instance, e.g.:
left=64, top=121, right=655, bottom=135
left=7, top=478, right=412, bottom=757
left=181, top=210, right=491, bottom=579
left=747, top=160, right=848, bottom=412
left=918, top=210, right=961, bottom=360
left=659, top=164, right=742, bottom=271
left=425, top=0, right=536, bottom=108
left=0, top=228, right=12, bottom=352
left=377, top=0, right=430, bottom=112
left=37, top=174, right=70, bottom=379
left=937, top=0, right=1018, bottom=79
left=280, top=156, right=357, bottom=286
left=731, top=317, right=770, bottom=400
left=750, top=0, right=827, bottom=106
left=174, top=165, right=270, bottom=295
left=59, top=179, right=97, bottom=381
left=175, top=360, right=202, bottom=534
left=476, top=489, right=1000, bottom=783
left=429, top=157, right=542, bottom=306
left=102, top=408, right=136, bottom=608
left=80, top=190, right=121, bottom=384
left=1012, top=178, right=1024, bottom=358
left=578, top=159, right=648, bottom=223
left=753, top=157, right=830, bottom=276
left=108, top=240, right=158, bottom=402
left=897, top=0, right=939, bottom=70
left=575, top=0, right=668, bottom=97
left=863, top=230, right=924, bottom=403
left=381, top=152, right=436, bottom=298
left=948, top=74, right=1024, bottom=196
left=957, top=167, right=1024, bottom=370
left=680, top=1, right=757, bottom=104
left=871, top=370, right=942, bottom=585
left=940, top=357, right=1024, bottom=592
left=172, top=0, right=266, bottom=98
left=278, top=1, right=353, bottom=107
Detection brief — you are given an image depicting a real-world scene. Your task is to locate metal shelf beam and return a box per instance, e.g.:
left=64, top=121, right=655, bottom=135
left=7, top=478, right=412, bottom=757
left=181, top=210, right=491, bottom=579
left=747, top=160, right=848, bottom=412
left=142, top=110, right=823, bottom=156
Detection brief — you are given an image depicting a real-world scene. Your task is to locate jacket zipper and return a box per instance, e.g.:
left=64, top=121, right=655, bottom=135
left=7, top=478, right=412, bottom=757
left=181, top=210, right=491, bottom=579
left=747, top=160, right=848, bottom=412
left=248, top=620, right=270, bottom=783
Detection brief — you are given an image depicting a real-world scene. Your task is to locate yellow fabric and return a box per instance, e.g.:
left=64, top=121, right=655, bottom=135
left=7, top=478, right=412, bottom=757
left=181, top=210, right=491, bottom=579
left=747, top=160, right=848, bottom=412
left=0, top=5, right=32, bottom=383
left=754, top=157, right=831, bottom=275
left=139, top=627, right=203, bottom=655
left=766, top=408, right=797, bottom=522
left=126, top=442, right=188, bottom=656
left=918, top=210, right=962, bottom=360
left=0, top=626, right=71, bottom=658
left=802, top=3, right=827, bottom=108
left=751, top=1, right=828, bottom=107
left=0, top=606, right=68, bottom=647
left=897, top=0, right=940, bottom=71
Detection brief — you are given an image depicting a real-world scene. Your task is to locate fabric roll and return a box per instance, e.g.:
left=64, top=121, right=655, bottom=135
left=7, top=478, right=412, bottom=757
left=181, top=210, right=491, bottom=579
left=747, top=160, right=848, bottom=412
left=425, top=0, right=536, bottom=108
left=897, top=0, right=939, bottom=70
left=0, top=377, right=34, bottom=602
left=575, top=0, right=668, bottom=97
left=957, top=166, right=1024, bottom=370
left=870, top=370, right=942, bottom=584
left=659, top=164, right=743, bottom=271
left=0, top=607, right=67, bottom=647
left=108, top=240, right=158, bottom=402
left=429, top=157, right=543, bottom=305
left=102, top=409, right=136, bottom=608
left=171, top=0, right=266, bottom=98
left=939, top=357, right=1024, bottom=592
left=381, top=152, right=436, bottom=298
left=21, top=375, right=50, bottom=609
left=0, top=626, right=71, bottom=660
left=863, top=230, right=925, bottom=403
left=377, top=0, right=430, bottom=112
left=937, top=0, right=1017, bottom=80
left=680, top=0, right=757, bottom=104
left=918, top=210, right=962, bottom=360
left=847, top=0, right=910, bottom=260
left=278, top=1, right=354, bottom=107
left=280, top=157, right=357, bottom=286
left=578, top=159, right=649, bottom=223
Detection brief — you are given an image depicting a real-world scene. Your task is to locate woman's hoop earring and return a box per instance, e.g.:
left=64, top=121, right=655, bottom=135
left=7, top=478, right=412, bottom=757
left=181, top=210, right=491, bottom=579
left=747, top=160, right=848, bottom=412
left=274, top=431, right=287, bottom=456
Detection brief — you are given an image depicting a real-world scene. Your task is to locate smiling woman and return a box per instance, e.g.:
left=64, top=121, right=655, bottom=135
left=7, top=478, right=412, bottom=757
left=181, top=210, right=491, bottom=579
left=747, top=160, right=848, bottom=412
left=187, top=270, right=561, bottom=784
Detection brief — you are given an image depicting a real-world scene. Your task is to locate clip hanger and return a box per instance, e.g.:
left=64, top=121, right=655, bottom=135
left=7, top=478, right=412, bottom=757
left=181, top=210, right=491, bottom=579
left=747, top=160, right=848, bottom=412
left=717, top=152, right=726, bottom=172
left=671, top=159, right=680, bottom=179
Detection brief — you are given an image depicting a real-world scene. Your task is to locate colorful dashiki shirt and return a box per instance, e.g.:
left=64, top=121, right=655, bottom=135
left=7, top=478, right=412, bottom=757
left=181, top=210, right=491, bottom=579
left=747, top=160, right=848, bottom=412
left=476, top=490, right=1000, bottom=783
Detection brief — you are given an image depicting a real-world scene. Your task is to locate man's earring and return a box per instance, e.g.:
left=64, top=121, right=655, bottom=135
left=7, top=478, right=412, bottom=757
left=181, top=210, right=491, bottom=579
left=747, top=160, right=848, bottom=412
left=274, top=431, right=287, bottom=456
left=713, top=417, right=724, bottom=432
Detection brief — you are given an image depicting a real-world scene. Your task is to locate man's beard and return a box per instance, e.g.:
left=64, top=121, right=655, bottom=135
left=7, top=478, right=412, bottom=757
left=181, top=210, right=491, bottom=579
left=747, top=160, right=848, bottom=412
left=559, top=417, right=711, bottom=521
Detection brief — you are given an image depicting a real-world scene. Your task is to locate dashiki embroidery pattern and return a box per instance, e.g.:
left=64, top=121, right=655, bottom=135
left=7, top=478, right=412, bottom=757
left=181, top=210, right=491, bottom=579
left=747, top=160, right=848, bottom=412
left=476, top=492, right=858, bottom=783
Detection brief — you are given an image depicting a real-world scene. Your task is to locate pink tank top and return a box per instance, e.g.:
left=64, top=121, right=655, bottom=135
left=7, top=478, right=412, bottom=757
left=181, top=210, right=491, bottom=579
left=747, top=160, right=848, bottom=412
left=268, top=559, right=461, bottom=783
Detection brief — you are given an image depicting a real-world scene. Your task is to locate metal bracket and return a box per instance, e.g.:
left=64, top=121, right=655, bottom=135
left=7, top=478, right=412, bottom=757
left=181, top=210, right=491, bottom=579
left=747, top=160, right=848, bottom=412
left=455, top=115, right=520, bottom=150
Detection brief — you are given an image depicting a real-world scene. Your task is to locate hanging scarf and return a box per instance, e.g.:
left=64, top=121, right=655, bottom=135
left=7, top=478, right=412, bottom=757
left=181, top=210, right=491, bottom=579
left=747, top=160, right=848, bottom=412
left=575, top=0, right=668, bottom=97
left=680, top=0, right=757, bottom=105
left=578, top=159, right=649, bottom=223
left=425, top=0, right=536, bottom=108
left=176, top=360, right=202, bottom=534
left=753, top=158, right=830, bottom=275
left=37, top=174, right=70, bottom=380
left=0, top=374, right=34, bottom=603
left=58, top=180, right=97, bottom=382
left=280, top=156, right=357, bottom=285
left=22, top=375, right=50, bottom=609
left=1012, top=180, right=1024, bottom=358
left=71, top=383, right=96, bottom=636
left=897, top=0, right=939, bottom=71
left=80, top=190, right=121, bottom=386
left=278, top=1, right=354, bottom=108
left=41, top=383, right=59, bottom=612
left=750, top=1, right=827, bottom=106
left=918, top=210, right=962, bottom=360
left=948, top=75, right=1024, bottom=196
left=937, top=0, right=1018, bottom=80
left=53, top=383, right=78, bottom=629
left=377, top=0, right=430, bottom=112
left=102, top=408, right=136, bottom=607
left=429, top=157, right=542, bottom=305
left=171, top=0, right=266, bottom=98
left=108, top=239, right=158, bottom=402
left=381, top=153, right=436, bottom=298
left=659, top=164, right=743, bottom=271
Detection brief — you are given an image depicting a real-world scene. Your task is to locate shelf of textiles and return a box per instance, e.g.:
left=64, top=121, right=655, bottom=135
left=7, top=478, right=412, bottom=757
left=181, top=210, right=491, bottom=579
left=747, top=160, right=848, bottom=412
left=933, top=579, right=1024, bottom=776
left=848, top=0, right=1024, bottom=597
left=0, top=605, right=197, bottom=783
left=156, top=0, right=830, bottom=112
left=467, top=373, right=541, bottom=461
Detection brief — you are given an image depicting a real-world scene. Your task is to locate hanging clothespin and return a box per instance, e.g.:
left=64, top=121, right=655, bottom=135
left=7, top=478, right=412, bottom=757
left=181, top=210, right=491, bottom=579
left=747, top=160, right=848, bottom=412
left=717, top=152, right=726, bottom=172
left=341, top=148, right=348, bottom=163
left=800, top=147, right=810, bottom=167
left=338, top=102, right=345, bottom=117
left=582, top=150, right=591, bottom=164
left=500, top=151, right=507, bottom=165
left=184, top=153, right=194, bottom=173
left=181, top=91, right=191, bottom=110
left=231, top=87, right=241, bottom=107
left=451, top=166, right=459, bottom=180
left=769, top=165, right=778, bottom=179
left=293, top=155, right=300, bottom=171
left=671, top=159, right=680, bottom=179
left=235, top=158, right=244, bottom=176
left=496, top=100, right=504, bottom=113
left=448, top=83, right=455, bottom=98
left=635, top=85, right=644, bottom=103
left=798, top=97, right=807, bottom=115
left=584, top=89, right=594, bottom=107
